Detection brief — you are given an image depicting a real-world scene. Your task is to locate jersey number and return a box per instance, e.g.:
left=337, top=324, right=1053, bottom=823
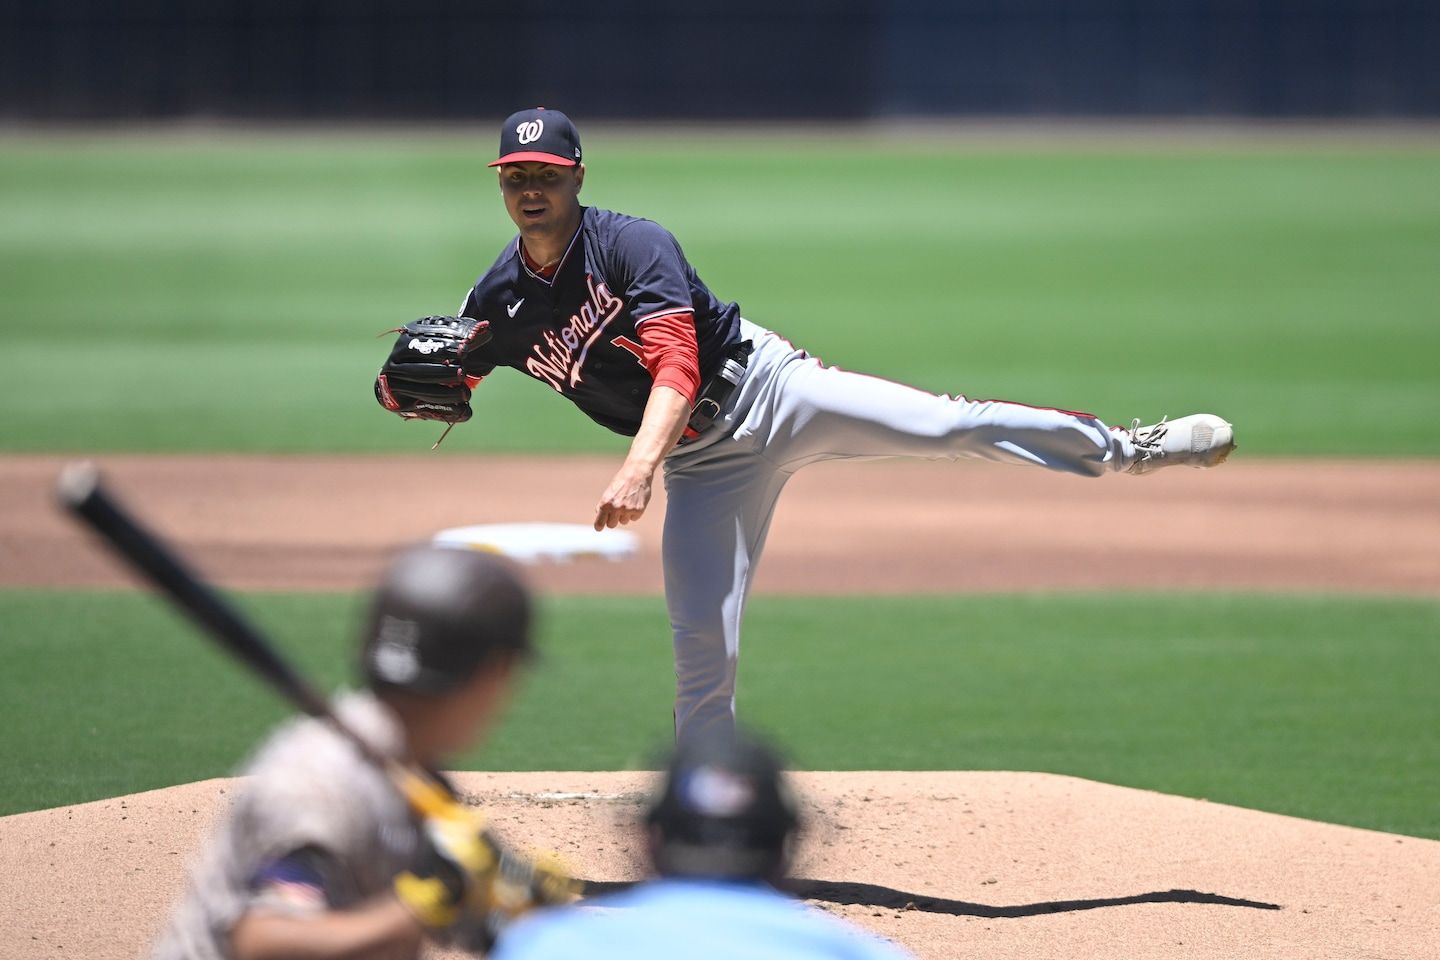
left=611, top=335, right=647, bottom=368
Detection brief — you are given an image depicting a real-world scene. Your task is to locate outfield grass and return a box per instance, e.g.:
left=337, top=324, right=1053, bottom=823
left=2, top=133, right=1437, bottom=455
left=3, top=589, right=1436, bottom=839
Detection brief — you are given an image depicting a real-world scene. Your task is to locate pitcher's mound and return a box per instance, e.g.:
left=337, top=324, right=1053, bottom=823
left=1, top=772, right=1434, bottom=960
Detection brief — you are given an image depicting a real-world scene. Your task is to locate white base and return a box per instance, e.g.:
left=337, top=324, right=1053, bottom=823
left=431, top=522, right=639, bottom=565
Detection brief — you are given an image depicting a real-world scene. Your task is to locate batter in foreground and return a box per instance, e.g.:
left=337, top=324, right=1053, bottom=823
left=152, top=547, right=566, bottom=959
left=375, top=108, right=1237, bottom=746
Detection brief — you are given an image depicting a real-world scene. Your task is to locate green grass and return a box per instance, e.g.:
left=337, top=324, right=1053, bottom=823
left=3, top=589, right=1436, bottom=839
left=1, top=132, right=1437, bottom=455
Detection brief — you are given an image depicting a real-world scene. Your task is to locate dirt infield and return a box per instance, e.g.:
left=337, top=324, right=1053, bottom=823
left=2, top=772, right=1436, bottom=960
left=3, top=453, right=1438, bottom=959
left=3, top=454, right=1439, bottom=595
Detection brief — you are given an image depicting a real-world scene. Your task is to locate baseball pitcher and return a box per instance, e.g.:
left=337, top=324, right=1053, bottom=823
left=375, top=108, right=1236, bottom=746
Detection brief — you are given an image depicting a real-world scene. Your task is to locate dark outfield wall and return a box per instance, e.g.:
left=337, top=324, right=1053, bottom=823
left=2, top=0, right=1436, bottom=120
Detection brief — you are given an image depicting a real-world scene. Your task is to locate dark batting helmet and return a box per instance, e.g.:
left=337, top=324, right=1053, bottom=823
left=646, top=730, right=800, bottom=881
left=360, top=545, right=533, bottom=694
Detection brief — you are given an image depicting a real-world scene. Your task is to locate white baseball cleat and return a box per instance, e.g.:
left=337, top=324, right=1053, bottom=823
left=1125, top=414, right=1236, bottom=475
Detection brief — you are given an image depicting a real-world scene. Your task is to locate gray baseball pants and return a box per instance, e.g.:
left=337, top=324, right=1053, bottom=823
left=661, top=319, right=1135, bottom=745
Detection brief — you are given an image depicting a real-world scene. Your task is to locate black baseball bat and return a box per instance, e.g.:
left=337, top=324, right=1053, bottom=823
left=54, top=461, right=454, bottom=817
left=57, top=461, right=333, bottom=718
left=58, top=462, right=585, bottom=903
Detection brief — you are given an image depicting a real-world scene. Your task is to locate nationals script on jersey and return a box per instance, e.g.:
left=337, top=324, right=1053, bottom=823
left=459, top=207, right=742, bottom=436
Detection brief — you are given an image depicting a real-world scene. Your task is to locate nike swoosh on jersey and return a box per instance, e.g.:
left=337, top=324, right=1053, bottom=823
left=506, top=299, right=525, bottom=318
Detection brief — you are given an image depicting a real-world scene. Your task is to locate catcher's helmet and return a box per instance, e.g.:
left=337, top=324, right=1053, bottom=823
left=360, top=545, right=533, bottom=694
left=646, top=731, right=800, bottom=881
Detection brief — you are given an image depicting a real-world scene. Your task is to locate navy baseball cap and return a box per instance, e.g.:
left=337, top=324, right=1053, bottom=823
left=646, top=730, right=800, bottom=879
left=489, top=107, right=582, bottom=168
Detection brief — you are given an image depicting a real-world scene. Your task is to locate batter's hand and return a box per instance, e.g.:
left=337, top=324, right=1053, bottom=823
left=394, top=799, right=578, bottom=944
left=393, top=804, right=498, bottom=932
left=593, top=465, right=653, bottom=531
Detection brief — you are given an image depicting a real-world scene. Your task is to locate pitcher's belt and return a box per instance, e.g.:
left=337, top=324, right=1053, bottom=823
left=678, top=340, right=753, bottom=445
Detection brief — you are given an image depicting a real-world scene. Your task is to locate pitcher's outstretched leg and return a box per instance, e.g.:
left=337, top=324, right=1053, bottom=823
left=756, top=358, right=1235, bottom=478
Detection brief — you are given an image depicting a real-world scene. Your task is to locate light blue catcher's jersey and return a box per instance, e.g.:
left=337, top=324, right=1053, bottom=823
left=492, top=878, right=914, bottom=960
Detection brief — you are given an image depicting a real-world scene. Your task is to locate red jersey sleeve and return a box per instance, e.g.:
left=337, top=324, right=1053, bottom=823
left=636, top=310, right=702, bottom=405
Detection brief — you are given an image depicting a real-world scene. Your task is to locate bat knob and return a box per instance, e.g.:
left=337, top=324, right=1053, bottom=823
left=56, top=460, right=103, bottom=510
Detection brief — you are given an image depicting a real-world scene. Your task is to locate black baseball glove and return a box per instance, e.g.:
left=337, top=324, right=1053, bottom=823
left=374, top=316, right=492, bottom=424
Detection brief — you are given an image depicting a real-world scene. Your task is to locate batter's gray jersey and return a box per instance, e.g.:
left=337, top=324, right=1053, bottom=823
left=151, top=692, right=421, bottom=960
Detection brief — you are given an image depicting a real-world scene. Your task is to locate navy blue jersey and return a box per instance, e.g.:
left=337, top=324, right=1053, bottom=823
left=460, top=206, right=742, bottom=436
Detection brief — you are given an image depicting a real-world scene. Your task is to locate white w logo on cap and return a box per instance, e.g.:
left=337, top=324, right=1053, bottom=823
left=516, top=119, right=544, bottom=144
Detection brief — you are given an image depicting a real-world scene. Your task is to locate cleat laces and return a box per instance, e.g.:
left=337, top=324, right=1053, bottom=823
left=1128, top=416, right=1170, bottom=467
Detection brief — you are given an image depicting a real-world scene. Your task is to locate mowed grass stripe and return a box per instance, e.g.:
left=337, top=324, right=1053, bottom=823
left=2, top=137, right=1438, bottom=455
left=1, top=590, right=1435, bottom=838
